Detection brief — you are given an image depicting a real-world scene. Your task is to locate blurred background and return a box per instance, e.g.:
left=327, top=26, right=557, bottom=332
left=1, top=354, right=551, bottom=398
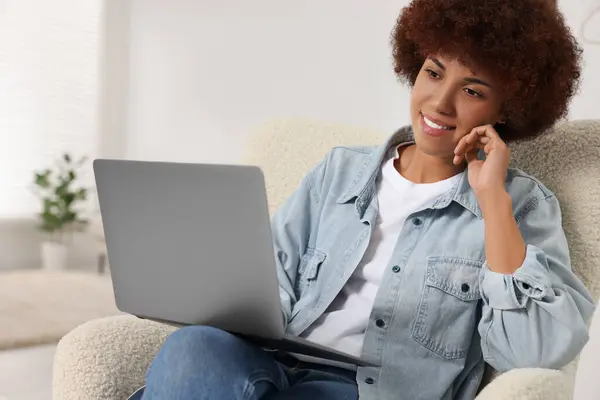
left=0, top=0, right=598, bottom=399
left=1, top=0, right=599, bottom=271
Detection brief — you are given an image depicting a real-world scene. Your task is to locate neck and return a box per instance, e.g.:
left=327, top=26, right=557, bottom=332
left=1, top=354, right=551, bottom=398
left=396, top=145, right=465, bottom=183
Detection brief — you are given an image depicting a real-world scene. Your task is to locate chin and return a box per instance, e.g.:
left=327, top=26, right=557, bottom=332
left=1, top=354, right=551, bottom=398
left=412, top=125, right=457, bottom=159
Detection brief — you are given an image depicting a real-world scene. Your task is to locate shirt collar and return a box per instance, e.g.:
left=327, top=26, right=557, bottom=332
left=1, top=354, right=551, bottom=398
left=336, top=125, right=482, bottom=219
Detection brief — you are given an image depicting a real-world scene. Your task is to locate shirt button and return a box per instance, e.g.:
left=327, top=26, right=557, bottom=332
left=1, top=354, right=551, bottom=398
left=375, top=319, right=385, bottom=328
left=522, top=283, right=531, bottom=290
left=461, top=283, right=470, bottom=292
left=365, top=377, right=375, bottom=384
left=392, top=265, right=401, bottom=273
left=413, top=218, right=423, bottom=226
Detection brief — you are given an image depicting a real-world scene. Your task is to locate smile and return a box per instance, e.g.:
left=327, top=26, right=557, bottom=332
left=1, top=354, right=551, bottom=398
left=423, top=115, right=455, bottom=130
left=419, top=113, right=456, bottom=137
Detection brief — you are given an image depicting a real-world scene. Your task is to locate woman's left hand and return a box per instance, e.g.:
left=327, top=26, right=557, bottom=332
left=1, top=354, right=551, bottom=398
left=453, top=124, right=510, bottom=197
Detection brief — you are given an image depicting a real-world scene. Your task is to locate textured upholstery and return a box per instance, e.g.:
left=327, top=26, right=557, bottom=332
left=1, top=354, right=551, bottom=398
left=53, top=119, right=600, bottom=400
left=508, top=120, right=600, bottom=300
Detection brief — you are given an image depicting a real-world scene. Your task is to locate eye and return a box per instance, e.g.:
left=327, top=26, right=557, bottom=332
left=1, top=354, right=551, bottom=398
left=425, top=68, right=441, bottom=79
left=464, top=88, right=483, bottom=98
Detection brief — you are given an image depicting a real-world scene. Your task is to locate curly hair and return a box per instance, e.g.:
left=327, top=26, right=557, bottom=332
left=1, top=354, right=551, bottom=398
left=391, top=0, right=582, bottom=141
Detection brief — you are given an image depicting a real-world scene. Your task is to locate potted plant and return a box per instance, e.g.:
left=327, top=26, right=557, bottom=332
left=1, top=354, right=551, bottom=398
left=32, top=153, right=90, bottom=270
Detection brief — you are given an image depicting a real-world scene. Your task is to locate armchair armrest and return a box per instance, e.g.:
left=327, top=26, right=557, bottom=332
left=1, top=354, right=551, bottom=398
left=53, top=315, right=177, bottom=400
left=54, top=316, right=577, bottom=400
left=476, top=367, right=575, bottom=400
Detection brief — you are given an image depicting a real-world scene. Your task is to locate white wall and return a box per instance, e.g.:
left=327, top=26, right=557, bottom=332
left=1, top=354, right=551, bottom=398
left=560, top=0, right=600, bottom=120
left=1, top=0, right=597, bottom=269
left=113, top=0, right=600, bottom=166
left=0, top=0, right=101, bottom=217
left=0, top=0, right=101, bottom=269
left=121, top=0, right=410, bottom=164
left=98, top=0, right=130, bottom=160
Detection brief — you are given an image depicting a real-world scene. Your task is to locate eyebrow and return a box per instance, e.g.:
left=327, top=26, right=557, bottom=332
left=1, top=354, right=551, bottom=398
left=428, top=57, right=493, bottom=88
left=464, top=77, right=492, bottom=88
left=430, top=57, right=446, bottom=71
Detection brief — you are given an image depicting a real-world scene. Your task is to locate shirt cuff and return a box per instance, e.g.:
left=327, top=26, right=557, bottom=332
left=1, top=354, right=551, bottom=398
left=480, top=244, right=553, bottom=310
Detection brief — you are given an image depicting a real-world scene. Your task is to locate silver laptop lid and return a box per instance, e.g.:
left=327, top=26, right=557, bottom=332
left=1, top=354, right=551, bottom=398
left=93, top=159, right=284, bottom=338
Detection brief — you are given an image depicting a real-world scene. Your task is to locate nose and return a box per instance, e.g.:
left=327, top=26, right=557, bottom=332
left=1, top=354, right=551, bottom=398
left=431, top=83, right=455, bottom=116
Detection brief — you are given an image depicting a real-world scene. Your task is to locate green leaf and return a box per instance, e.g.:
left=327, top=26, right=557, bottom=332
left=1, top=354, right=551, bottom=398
left=61, top=211, right=77, bottom=226
left=63, top=192, right=76, bottom=206
left=55, top=181, right=68, bottom=198
left=43, top=198, right=59, bottom=212
left=34, top=171, right=51, bottom=188
left=40, top=211, right=62, bottom=232
left=34, top=152, right=89, bottom=234
left=75, top=188, right=88, bottom=200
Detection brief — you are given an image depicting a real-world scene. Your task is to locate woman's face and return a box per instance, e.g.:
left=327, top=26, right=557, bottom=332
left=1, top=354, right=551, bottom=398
left=410, top=54, right=505, bottom=159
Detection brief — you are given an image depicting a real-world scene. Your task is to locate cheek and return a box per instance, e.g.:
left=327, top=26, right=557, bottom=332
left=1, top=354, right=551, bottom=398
left=410, top=84, right=427, bottom=113
left=451, top=130, right=470, bottom=146
left=456, top=98, right=502, bottom=126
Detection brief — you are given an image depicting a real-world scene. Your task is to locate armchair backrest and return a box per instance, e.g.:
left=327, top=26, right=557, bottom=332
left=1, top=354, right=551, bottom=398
left=244, top=118, right=600, bottom=300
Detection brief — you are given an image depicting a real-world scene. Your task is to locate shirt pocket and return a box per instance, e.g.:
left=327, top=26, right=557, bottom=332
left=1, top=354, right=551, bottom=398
left=294, top=248, right=326, bottom=299
left=412, top=256, right=483, bottom=360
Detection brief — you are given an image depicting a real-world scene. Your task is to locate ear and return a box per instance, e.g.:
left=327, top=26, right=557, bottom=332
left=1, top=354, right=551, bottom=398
left=496, top=113, right=507, bottom=125
left=496, top=109, right=507, bottom=125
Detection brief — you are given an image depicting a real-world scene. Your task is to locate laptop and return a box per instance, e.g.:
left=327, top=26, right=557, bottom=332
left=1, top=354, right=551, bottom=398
left=93, top=159, right=378, bottom=368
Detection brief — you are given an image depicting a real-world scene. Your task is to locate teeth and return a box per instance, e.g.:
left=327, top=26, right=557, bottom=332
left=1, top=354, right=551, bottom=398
left=424, top=116, right=452, bottom=130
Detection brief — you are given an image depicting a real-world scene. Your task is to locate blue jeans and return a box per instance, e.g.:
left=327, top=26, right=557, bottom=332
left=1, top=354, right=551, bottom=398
left=136, top=325, right=358, bottom=400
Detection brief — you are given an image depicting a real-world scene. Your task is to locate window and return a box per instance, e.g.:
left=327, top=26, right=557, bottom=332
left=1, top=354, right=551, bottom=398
left=0, top=0, right=100, bottom=218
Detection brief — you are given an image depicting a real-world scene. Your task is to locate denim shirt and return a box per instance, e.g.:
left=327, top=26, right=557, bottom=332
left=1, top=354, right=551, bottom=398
left=272, top=126, right=596, bottom=400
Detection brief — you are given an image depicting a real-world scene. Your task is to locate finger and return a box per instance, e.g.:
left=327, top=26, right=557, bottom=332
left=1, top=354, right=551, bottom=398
left=470, top=124, right=501, bottom=141
left=465, top=128, right=483, bottom=144
left=484, top=142, right=493, bottom=155
left=456, top=131, right=479, bottom=159
left=454, top=134, right=470, bottom=155
left=476, top=127, right=508, bottom=155
left=453, top=154, right=461, bottom=165
left=454, top=146, right=484, bottom=165
left=456, top=127, right=489, bottom=156
left=464, top=149, right=479, bottom=164
left=455, top=131, right=481, bottom=158
left=455, top=125, right=506, bottom=165
left=457, top=125, right=500, bottom=155
left=454, top=137, right=487, bottom=164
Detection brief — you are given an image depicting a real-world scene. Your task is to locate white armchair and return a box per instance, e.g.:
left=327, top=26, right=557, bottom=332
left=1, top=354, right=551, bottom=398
left=53, top=118, right=600, bottom=400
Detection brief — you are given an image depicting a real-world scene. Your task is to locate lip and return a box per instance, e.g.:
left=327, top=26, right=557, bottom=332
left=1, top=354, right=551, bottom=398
left=420, top=113, right=456, bottom=137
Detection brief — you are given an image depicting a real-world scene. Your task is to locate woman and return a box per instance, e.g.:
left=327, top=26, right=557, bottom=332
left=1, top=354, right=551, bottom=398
left=138, top=0, right=595, bottom=399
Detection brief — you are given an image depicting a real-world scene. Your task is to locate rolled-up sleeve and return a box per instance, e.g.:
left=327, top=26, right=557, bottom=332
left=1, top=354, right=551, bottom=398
left=478, top=194, right=596, bottom=372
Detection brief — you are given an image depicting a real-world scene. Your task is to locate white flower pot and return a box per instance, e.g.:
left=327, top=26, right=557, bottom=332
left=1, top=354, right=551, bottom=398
left=41, top=241, right=68, bottom=270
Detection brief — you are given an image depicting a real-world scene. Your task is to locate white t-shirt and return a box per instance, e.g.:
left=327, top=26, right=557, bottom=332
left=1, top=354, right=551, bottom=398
left=300, top=151, right=460, bottom=359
